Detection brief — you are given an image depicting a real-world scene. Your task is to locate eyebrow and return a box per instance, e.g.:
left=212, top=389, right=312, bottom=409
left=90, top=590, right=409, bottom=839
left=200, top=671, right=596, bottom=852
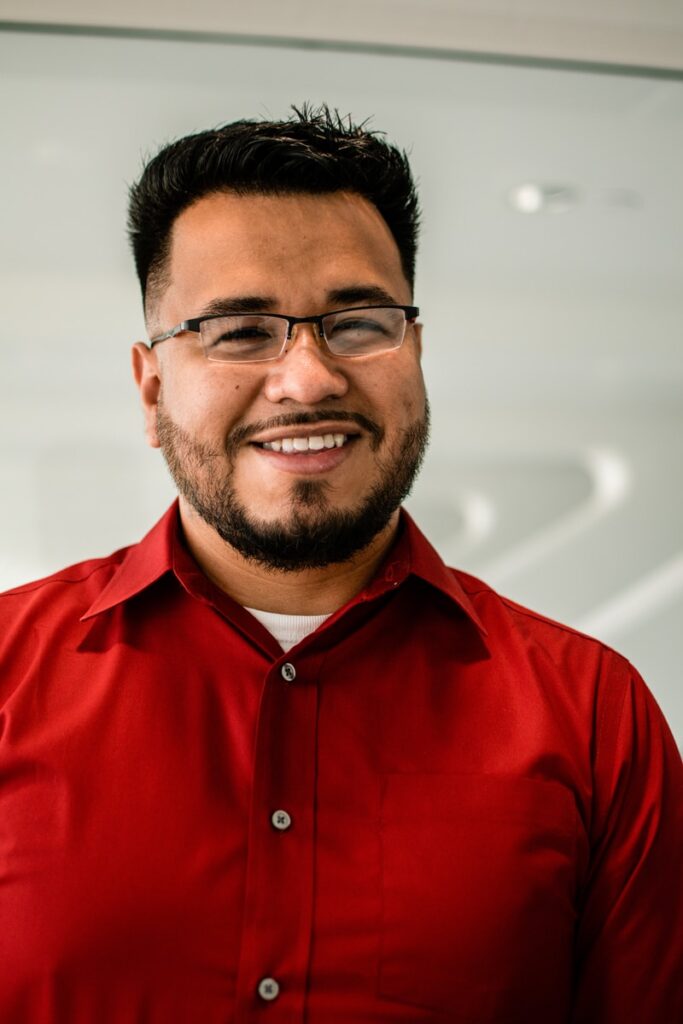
left=197, top=284, right=401, bottom=317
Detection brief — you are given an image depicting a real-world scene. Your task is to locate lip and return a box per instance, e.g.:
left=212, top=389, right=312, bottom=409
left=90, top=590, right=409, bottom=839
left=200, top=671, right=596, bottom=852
left=249, top=422, right=362, bottom=445
left=250, top=436, right=359, bottom=475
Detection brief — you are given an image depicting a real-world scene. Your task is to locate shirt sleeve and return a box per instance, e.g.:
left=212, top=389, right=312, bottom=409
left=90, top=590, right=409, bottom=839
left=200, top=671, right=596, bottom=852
left=570, top=651, right=683, bottom=1023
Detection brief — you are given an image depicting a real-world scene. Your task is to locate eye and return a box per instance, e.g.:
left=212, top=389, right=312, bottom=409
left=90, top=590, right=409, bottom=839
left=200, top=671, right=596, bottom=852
left=322, top=307, right=405, bottom=356
left=330, top=316, right=389, bottom=336
left=201, top=315, right=281, bottom=352
left=214, top=326, right=272, bottom=344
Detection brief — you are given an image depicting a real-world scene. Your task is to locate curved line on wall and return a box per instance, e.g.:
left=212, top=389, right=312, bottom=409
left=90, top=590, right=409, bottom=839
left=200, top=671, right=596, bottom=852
left=576, top=551, right=683, bottom=640
left=476, top=446, right=633, bottom=584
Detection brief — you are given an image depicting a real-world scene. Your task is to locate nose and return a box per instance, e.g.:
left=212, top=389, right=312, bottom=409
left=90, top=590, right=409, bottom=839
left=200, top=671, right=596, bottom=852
left=263, top=322, right=349, bottom=406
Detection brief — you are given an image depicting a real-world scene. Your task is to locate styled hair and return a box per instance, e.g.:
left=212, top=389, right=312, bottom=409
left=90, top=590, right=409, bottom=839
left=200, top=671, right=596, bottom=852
left=127, top=103, right=421, bottom=314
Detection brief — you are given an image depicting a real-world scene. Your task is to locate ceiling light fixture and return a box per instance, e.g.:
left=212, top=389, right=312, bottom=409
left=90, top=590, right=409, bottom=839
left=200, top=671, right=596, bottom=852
left=508, top=183, right=580, bottom=214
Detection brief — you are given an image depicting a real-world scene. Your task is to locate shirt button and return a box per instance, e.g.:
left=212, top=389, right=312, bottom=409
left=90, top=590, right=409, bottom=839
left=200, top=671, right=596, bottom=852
left=271, top=809, right=292, bottom=831
left=258, top=977, right=280, bottom=1001
left=280, top=662, right=296, bottom=682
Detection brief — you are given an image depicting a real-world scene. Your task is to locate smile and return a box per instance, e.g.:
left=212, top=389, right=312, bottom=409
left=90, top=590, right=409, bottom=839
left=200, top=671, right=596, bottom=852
left=258, top=433, right=349, bottom=453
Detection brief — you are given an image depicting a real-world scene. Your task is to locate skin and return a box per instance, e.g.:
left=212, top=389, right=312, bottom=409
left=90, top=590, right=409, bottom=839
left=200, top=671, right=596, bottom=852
left=132, top=190, right=426, bottom=614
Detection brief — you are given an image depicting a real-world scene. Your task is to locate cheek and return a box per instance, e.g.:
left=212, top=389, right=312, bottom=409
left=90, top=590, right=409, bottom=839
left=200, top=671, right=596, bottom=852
left=371, top=362, right=425, bottom=427
left=160, top=367, right=253, bottom=435
left=405, top=374, right=427, bottom=418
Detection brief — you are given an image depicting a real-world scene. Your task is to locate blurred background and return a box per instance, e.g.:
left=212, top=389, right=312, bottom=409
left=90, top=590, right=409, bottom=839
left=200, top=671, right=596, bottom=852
left=0, top=1, right=681, bottom=745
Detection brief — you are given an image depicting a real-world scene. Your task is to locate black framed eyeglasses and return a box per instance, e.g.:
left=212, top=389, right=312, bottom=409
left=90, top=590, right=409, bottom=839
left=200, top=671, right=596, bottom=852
left=148, top=305, right=420, bottom=363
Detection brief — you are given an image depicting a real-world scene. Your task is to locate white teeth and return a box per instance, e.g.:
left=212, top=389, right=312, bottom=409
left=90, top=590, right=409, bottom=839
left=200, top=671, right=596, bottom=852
left=261, top=433, right=349, bottom=452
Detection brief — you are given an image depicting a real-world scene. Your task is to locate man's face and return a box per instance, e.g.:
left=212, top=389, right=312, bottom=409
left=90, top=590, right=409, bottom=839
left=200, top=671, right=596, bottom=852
left=133, top=190, right=429, bottom=570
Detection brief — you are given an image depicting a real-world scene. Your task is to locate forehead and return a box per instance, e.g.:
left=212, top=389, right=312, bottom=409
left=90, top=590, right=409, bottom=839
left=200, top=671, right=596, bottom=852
left=160, top=190, right=408, bottom=320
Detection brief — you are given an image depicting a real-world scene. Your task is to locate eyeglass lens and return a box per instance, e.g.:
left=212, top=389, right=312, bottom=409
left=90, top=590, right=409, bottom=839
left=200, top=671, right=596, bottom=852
left=198, top=307, right=408, bottom=362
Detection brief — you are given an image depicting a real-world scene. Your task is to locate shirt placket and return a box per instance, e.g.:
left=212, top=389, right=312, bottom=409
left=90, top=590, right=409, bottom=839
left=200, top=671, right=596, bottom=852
left=233, top=649, right=322, bottom=1021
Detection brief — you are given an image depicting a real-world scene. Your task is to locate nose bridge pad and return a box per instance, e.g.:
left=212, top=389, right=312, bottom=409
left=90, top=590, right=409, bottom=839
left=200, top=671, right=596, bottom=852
left=284, top=319, right=327, bottom=356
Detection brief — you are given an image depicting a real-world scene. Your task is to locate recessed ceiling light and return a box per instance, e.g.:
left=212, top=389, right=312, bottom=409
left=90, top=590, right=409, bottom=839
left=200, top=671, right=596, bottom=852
left=508, top=183, right=580, bottom=214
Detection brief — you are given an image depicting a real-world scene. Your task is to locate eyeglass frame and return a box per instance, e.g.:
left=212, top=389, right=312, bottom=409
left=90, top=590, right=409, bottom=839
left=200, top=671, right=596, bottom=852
left=148, top=304, right=420, bottom=362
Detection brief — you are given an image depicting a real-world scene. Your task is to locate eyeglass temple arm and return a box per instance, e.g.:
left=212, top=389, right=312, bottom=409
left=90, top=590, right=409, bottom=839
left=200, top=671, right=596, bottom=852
left=149, top=322, right=189, bottom=348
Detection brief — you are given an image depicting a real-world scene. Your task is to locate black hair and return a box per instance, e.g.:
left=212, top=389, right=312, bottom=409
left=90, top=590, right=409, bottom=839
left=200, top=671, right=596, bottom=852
left=127, top=102, right=421, bottom=313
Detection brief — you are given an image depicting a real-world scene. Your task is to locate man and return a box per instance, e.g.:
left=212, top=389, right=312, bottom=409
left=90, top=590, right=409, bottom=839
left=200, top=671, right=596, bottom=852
left=0, top=104, right=680, bottom=1024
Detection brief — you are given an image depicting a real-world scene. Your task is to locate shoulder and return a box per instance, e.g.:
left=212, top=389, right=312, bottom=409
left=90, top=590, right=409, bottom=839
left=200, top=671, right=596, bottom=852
left=451, top=564, right=635, bottom=685
left=449, top=568, right=678, bottom=768
left=0, top=546, right=131, bottom=631
left=453, top=565, right=600, bottom=641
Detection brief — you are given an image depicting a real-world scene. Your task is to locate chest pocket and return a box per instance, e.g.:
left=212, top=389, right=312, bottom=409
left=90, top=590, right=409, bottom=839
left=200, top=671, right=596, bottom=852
left=378, top=773, right=578, bottom=1022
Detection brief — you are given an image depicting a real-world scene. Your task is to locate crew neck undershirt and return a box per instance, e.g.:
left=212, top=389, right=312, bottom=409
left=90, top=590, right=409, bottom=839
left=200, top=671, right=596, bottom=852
left=245, top=606, right=332, bottom=652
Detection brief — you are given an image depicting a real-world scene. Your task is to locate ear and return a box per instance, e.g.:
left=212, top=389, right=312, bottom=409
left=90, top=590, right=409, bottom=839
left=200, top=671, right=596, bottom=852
left=131, top=342, right=161, bottom=449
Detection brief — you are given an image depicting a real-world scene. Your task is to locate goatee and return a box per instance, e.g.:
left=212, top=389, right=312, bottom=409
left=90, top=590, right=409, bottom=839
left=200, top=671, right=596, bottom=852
left=156, top=399, right=430, bottom=572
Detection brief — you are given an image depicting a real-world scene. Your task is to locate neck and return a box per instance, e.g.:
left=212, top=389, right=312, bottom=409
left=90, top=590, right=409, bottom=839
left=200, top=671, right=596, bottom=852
left=178, top=498, right=400, bottom=615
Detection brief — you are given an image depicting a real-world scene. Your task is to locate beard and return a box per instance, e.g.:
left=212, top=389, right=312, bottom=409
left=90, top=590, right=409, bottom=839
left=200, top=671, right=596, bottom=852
left=156, top=397, right=430, bottom=572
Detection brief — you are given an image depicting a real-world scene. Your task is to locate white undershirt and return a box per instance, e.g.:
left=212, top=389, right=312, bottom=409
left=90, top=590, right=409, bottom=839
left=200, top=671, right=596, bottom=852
left=245, top=606, right=332, bottom=652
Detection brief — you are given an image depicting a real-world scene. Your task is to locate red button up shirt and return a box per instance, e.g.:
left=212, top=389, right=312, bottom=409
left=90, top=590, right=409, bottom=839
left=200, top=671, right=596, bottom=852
left=1, top=503, right=681, bottom=1023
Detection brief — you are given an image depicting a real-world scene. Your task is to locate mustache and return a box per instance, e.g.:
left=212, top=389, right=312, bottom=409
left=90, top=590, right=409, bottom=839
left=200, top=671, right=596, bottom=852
left=229, top=410, right=384, bottom=450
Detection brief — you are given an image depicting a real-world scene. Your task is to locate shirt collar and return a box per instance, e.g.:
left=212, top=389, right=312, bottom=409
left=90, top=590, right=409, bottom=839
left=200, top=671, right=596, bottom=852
left=80, top=503, right=178, bottom=621
left=362, top=509, right=488, bottom=636
left=81, top=501, right=487, bottom=637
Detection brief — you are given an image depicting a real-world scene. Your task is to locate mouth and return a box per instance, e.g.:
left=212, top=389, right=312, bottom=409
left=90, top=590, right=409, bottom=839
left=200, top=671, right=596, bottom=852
left=253, top=431, right=354, bottom=454
left=248, top=427, right=361, bottom=475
